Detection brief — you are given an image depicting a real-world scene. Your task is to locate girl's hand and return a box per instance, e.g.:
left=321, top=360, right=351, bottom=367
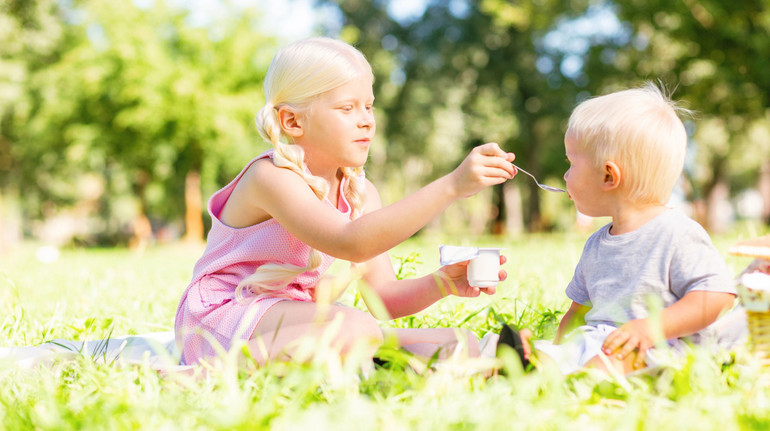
left=601, top=318, right=660, bottom=369
left=519, top=328, right=533, bottom=359
left=435, top=255, right=508, bottom=297
left=450, top=143, right=516, bottom=198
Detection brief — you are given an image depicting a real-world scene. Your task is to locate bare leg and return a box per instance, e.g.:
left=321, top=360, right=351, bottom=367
left=583, top=352, right=637, bottom=375
left=392, top=327, right=480, bottom=359
left=247, top=301, right=383, bottom=365
left=530, top=349, right=559, bottom=372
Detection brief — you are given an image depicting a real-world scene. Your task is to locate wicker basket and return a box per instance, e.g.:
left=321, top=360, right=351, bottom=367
left=746, top=311, right=770, bottom=366
left=736, top=271, right=770, bottom=366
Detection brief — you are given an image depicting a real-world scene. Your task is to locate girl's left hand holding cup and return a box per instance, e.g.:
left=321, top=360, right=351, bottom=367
left=436, top=254, right=508, bottom=297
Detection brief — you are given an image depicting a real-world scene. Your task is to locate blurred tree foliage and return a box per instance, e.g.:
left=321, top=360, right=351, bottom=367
left=321, top=0, right=588, bottom=232
left=320, top=0, right=770, bottom=232
left=579, top=0, right=770, bottom=229
left=1, top=0, right=275, bottom=244
left=0, top=0, right=69, bottom=236
left=1, top=0, right=769, bottom=245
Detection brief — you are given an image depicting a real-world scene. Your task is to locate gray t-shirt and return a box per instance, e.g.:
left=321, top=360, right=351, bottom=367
left=566, top=209, right=736, bottom=342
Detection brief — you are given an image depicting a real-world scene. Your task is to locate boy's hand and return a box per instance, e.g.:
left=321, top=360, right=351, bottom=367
left=450, top=143, right=515, bottom=198
left=436, top=254, right=508, bottom=297
left=602, top=318, right=660, bottom=368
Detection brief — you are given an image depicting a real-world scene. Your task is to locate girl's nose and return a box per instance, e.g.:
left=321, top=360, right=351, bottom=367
left=358, top=110, right=374, bottom=127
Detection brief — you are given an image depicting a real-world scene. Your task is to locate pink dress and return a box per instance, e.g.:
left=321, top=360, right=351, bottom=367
left=174, top=150, right=353, bottom=365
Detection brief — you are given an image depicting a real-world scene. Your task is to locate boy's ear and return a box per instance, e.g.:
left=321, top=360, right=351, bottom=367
left=602, top=161, right=622, bottom=190
left=277, top=106, right=304, bottom=138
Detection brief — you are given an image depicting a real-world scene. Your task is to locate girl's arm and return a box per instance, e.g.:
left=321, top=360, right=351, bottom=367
left=359, top=253, right=505, bottom=319
left=554, top=301, right=590, bottom=344
left=232, top=143, right=515, bottom=262
left=357, top=181, right=504, bottom=318
left=358, top=253, right=444, bottom=319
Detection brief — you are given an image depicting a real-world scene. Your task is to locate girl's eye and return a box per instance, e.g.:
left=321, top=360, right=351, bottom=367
left=341, top=105, right=353, bottom=112
left=366, top=105, right=374, bottom=112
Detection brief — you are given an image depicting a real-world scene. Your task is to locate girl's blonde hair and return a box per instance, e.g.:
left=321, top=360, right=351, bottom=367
left=237, top=37, right=372, bottom=302
left=566, top=82, right=690, bottom=205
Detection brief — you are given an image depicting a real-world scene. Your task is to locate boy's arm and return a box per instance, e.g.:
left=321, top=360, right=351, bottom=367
left=602, top=290, right=736, bottom=366
left=659, top=290, right=736, bottom=339
left=554, top=301, right=590, bottom=344
left=519, top=301, right=589, bottom=360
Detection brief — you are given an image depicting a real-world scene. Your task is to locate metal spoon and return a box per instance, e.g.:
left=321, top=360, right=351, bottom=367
left=513, top=164, right=566, bottom=193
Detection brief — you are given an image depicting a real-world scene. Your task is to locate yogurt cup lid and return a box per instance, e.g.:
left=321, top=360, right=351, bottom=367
left=438, top=245, right=503, bottom=265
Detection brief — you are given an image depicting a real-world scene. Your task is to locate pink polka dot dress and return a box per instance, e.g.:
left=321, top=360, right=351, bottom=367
left=174, top=150, right=353, bottom=365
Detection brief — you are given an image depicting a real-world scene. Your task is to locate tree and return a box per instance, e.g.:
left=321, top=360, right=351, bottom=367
left=321, top=0, right=770, bottom=233
left=1, top=0, right=279, bottom=245
left=0, top=0, right=74, bottom=246
left=579, top=0, right=770, bottom=230
left=318, top=0, right=587, bottom=233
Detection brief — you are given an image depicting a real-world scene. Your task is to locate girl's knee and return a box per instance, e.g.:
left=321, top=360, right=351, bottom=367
left=333, top=308, right=384, bottom=349
left=430, top=328, right=480, bottom=357
left=461, top=328, right=480, bottom=357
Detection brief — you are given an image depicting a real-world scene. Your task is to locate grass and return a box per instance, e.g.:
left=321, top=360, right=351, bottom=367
left=1, top=223, right=770, bottom=430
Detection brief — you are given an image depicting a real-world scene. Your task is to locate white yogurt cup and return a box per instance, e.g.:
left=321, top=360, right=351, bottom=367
left=467, top=248, right=501, bottom=288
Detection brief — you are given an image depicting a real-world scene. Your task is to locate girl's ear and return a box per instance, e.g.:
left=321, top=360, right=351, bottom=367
left=603, top=161, right=622, bottom=190
left=277, top=106, right=303, bottom=138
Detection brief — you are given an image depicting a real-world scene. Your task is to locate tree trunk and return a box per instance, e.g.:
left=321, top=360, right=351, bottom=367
left=129, top=171, right=153, bottom=250
left=0, top=188, right=4, bottom=254
left=129, top=212, right=152, bottom=251
left=705, top=178, right=730, bottom=233
left=760, top=160, right=770, bottom=226
left=184, top=170, right=204, bottom=242
left=503, top=181, right=523, bottom=235
left=693, top=156, right=727, bottom=231
left=491, top=183, right=506, bottom=235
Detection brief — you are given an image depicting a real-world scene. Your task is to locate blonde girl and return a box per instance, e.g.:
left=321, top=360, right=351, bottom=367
left=174, top=37, right=516, bottom=366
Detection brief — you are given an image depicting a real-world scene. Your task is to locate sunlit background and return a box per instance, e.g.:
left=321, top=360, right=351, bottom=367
left=1, top=0, right=769, bottom=251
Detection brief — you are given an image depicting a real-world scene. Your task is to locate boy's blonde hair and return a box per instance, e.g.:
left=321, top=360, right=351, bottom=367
left=239, top=37, right=372, bottom=301
left=566, top=82, right=689, bottom=205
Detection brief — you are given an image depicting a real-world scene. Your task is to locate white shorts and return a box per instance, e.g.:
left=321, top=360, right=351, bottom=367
left=533, top=324, right=680, bottom=375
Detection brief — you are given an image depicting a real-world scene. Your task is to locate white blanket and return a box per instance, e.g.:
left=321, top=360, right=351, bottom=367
left=0, top=331, right=190, bottom=371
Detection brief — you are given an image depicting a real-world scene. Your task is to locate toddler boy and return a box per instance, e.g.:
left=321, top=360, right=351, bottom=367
left=515, top=83, right=740, bottom=375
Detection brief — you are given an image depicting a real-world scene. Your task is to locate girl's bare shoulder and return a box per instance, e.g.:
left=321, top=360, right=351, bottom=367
left=243, top=157, right=306, bottom=191
left=219, top=158, right=307, bottom=228
left=361, top=178, right=383, bottom=212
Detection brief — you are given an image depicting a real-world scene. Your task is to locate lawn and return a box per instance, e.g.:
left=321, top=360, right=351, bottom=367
left=1, top=225, right=770, bottom=430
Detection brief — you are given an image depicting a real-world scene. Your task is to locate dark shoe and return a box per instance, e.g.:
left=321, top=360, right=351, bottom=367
left=372, top=356, right=390, bottom=368
left=496, top=324, right=530, bottom=370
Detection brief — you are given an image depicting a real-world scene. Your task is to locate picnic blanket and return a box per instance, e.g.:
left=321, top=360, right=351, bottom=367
left=0, top=331, right=190, bottom=371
